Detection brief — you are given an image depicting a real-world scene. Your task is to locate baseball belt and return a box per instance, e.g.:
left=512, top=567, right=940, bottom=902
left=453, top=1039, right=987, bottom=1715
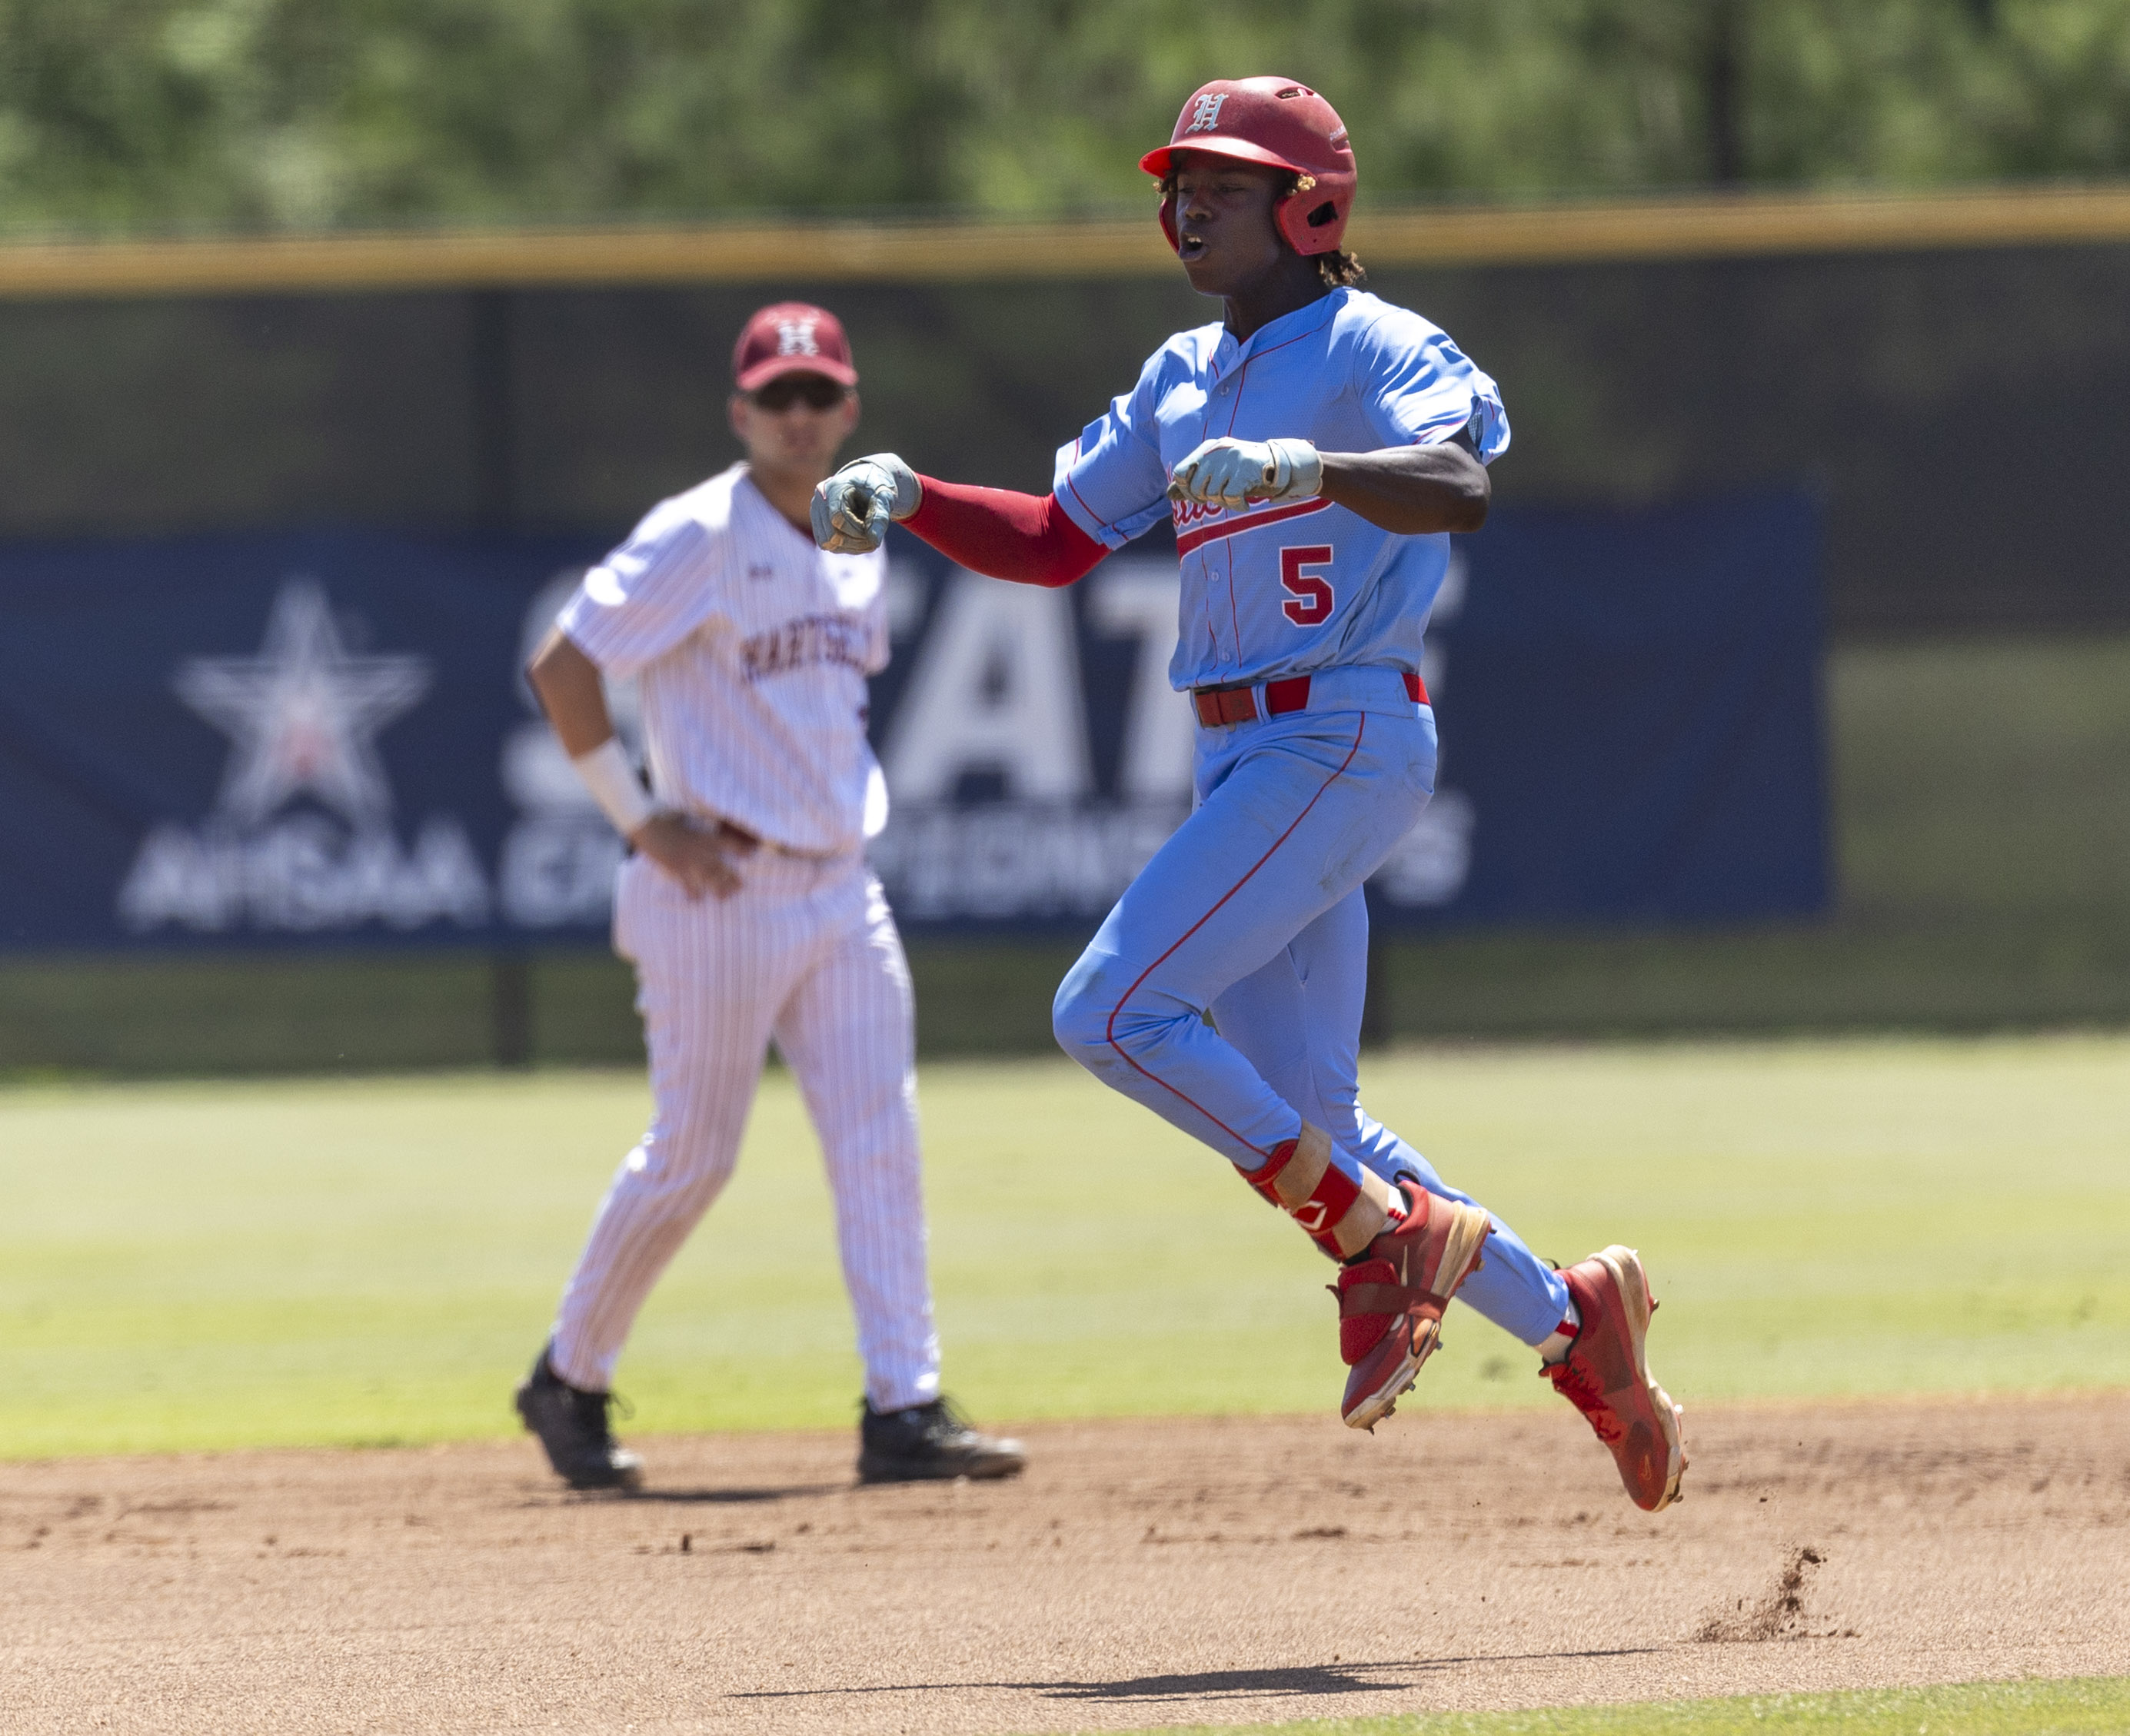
left=1191, top=670, right=1429, bottom=729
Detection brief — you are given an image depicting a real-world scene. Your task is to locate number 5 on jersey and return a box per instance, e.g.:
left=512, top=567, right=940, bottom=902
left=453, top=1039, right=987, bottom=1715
left=1280, top=545, right=1335, bottom=626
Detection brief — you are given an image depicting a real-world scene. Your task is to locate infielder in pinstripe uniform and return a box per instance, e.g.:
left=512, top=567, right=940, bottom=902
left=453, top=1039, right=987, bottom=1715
left=515, top=302, right=1023, bottom=1490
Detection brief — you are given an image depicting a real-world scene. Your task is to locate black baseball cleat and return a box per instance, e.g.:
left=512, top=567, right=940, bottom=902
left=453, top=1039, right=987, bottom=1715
left=514, top=1349, right=644, bottom=1491
left=857, top=1396, right=1026, bottom=1485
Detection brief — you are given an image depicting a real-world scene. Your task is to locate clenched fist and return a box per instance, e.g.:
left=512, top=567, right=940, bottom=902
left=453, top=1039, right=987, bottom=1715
left=1166, top=437, right=1323, bottom=510
left=811, top=453, right=922, bottom=554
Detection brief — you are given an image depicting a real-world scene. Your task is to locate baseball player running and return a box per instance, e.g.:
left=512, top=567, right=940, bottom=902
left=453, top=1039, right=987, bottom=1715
left=814, top=81, right=1684, bottom=1511
left=514, top=301, right=1023, bottom=1490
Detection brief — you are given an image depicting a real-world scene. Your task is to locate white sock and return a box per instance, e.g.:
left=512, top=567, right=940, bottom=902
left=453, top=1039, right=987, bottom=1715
left=1538, top=1299, right=1581, bottom=1365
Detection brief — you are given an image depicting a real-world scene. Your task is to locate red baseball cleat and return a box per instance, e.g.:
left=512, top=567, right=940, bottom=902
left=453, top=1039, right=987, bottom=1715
left=1335, top=1181, right=1493, bottom=1431
left=1545, top=1247, right=1687, bottom=1512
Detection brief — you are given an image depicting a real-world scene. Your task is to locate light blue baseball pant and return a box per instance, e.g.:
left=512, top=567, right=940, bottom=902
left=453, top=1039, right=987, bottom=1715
left=1051, top=700, right=1570, bottom=1346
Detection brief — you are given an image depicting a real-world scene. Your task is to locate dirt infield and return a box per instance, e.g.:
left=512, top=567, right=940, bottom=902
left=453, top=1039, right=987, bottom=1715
left=5, top=1392, right=2126, bottom=1735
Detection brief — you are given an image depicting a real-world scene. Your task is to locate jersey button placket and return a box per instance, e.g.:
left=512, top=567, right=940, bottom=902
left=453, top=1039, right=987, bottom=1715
left=1215, top=354, right=1250, bottom=677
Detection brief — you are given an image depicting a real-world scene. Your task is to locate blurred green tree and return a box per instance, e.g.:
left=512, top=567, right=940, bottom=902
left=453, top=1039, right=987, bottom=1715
left=1, top=0, right=2127, bottom=233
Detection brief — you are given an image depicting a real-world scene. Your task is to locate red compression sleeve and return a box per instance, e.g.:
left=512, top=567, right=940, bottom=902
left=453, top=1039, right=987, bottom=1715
left=904, top=477, right=1107, bottom=588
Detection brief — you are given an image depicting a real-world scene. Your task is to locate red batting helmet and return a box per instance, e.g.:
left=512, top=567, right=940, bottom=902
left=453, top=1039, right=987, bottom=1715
left=1140, top=78, right=1356, bottom=258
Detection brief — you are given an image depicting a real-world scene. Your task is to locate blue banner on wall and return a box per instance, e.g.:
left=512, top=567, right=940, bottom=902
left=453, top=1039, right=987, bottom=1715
left=0, top=494, right=1824, bottom=952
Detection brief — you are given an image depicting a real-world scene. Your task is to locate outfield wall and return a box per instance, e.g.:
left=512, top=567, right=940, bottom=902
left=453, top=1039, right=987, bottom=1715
left=6, top=631, right=2128, bottom=1075
left=0, top=497, right=1823, bottom=954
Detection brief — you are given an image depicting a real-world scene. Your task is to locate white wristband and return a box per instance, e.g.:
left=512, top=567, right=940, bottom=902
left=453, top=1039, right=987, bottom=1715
left=1265, top=438, right=1323, bottom=499
left=571, top=737, right=657, bottom=839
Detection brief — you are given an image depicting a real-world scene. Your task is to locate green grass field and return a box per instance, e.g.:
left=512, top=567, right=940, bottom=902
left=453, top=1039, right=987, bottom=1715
left=4, top=1034, right=2126, bottom=1458
left=1106, top=1674, right=2130, bottom=1736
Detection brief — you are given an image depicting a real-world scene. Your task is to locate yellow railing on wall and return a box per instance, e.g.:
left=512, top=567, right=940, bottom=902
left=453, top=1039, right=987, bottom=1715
left=3, top=183, right=2128, bottom=298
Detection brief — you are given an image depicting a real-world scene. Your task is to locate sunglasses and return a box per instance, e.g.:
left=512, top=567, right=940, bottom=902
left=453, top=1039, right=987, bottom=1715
left=750, top=374, right=849, bottom=412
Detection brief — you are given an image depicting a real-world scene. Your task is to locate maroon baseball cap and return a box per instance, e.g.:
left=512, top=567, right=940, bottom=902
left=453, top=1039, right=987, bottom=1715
left=732, top=301, right=858, bottom=393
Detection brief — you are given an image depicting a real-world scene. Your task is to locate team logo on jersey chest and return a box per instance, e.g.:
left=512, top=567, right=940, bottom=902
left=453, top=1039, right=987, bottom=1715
left=1186, top=93, right=1228, bottom=133
left=741, top=610, right=871, bottom=681
left=1172, top=492, right=1333, bottom=557
left=1170, top=496, right=1228, bottom=531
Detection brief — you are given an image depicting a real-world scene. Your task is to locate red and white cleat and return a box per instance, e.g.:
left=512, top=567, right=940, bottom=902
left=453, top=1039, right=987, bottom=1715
left=1335, top=1182, right=1493, bottom=1431
left=1545, top=1246, right=1687, bottom=1512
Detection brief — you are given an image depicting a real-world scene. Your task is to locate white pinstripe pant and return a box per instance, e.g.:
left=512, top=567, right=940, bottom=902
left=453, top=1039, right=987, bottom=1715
left=548, top=847, right=940, bottom=1412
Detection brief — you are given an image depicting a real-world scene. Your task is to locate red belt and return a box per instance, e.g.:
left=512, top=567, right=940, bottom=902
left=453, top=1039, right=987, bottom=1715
left=1192, top=670, right=1428, bottom=729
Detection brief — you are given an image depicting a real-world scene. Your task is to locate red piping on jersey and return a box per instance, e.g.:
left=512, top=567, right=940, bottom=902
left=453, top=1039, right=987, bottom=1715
left=1062, top=464, right=1109, bottom=544
left=1174, top=496, right=1333, bottom=557
left=1101, top=713, right=1371, bottom=1159
left=905, top=478, right=1107, bottom=588
left=1197, top=317, right=1325, bottom=663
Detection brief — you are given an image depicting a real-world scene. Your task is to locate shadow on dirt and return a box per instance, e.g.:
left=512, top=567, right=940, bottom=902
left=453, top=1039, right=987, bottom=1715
left=521, top=1482, right=849, bottom=1508
left=616, top=1483, right=849, bottom=1505
left=730, top=1648, right=1669, bottom=1704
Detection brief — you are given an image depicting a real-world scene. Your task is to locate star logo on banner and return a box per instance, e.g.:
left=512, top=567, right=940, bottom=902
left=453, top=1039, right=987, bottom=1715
left=174, top=578, right=431, bottom=827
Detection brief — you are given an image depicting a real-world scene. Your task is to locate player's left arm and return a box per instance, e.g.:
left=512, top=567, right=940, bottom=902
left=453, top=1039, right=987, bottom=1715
left=1316, top=430, right=1489, bottom=535
left=1167, top=306, right=1503, bottom=535
left=1164, top=427, right=1488, bottom=534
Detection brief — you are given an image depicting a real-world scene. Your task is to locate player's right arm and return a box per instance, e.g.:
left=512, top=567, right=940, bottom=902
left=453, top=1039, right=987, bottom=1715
left=524, top=630, right=740, bottom=900
left=524, top=627, right=622, bottom=761
left=811, top=459, right=1106, bottom=587
left=810, top=349, right=1177, bottom=584
left=534, top=507, right=753, bottom=900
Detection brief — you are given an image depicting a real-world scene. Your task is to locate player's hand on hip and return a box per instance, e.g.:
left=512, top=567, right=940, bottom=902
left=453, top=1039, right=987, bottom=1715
left=811, top=453, right=922, bottom=554
left=1167, top=437, right=1322, bottom=510
left=632, top=813, right=752, bottom=901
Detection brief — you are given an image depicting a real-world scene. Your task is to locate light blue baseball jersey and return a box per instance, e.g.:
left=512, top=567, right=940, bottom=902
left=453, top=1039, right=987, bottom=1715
left=1051, top=287, right=1509, bottom=691
left=1041, top=286, right=1572, bottom=1349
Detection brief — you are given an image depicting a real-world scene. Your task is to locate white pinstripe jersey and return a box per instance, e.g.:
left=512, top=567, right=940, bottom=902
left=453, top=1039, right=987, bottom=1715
left=557, top=464, right=890, bottom=855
